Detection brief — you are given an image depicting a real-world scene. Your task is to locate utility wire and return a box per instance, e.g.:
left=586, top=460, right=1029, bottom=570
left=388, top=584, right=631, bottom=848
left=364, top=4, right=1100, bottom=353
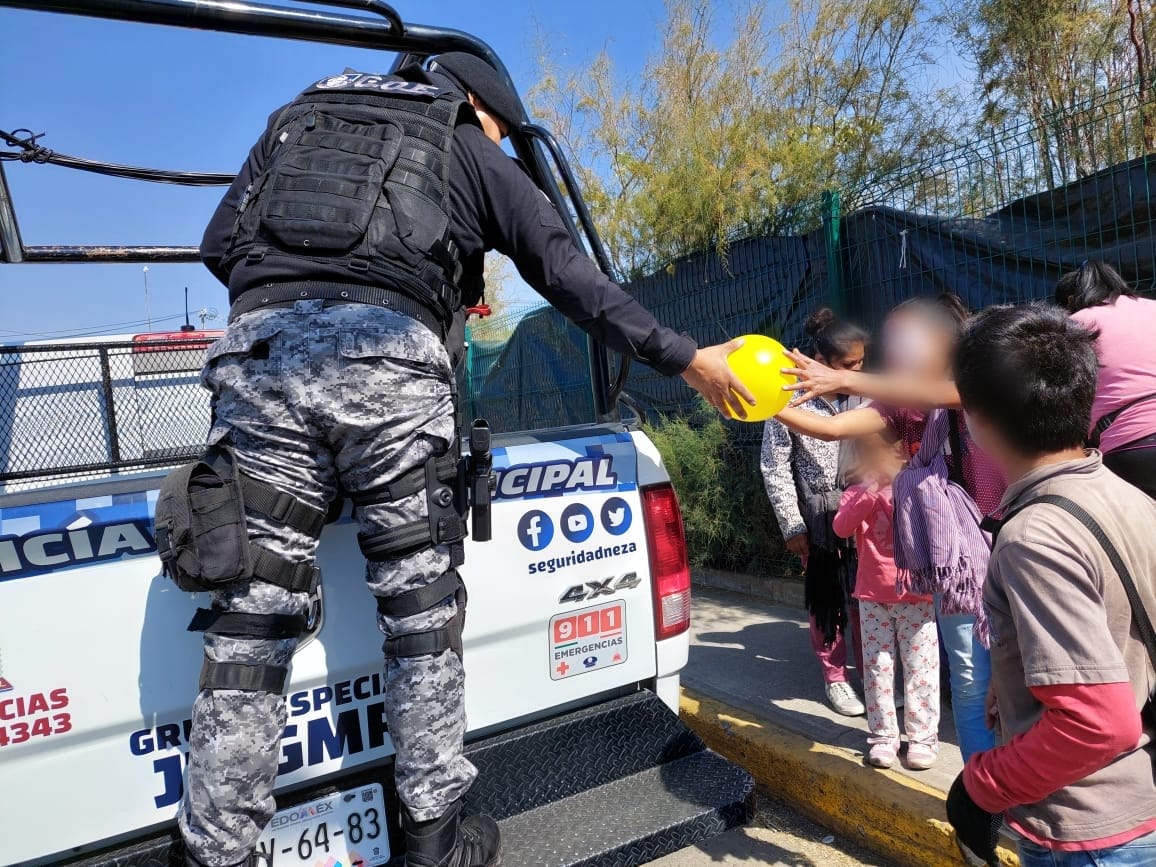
left=0, top=312, right=191, bottom=341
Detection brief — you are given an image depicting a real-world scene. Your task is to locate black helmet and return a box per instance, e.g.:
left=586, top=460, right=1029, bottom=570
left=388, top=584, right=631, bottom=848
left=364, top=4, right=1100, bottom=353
left=429, top=52, right=523, bottom=130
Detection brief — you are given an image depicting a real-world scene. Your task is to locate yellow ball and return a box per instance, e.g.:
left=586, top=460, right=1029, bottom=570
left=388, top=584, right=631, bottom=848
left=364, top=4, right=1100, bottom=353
left=724, top=334, right=797, bottom=422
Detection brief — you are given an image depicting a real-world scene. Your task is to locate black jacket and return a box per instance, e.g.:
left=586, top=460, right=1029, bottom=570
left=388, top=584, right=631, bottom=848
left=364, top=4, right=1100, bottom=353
left=200, top=77, right=696, bottom=377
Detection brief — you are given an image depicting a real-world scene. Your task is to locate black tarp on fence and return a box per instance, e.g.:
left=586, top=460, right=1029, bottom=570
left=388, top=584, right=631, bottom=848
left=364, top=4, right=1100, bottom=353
left=842, top=153, right=1156, bottom=327
left=470, top=305, right=595, bottom=433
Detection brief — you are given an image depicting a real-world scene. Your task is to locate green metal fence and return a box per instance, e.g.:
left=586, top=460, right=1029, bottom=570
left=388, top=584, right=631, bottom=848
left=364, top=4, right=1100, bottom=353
left=840, top=77, right=1156, bottom=331
left=861, top=78, right=1155, bottom=221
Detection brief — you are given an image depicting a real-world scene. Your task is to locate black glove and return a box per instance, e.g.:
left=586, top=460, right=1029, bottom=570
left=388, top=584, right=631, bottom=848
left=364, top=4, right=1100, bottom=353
left=946, top=773, right=1002, bottom=866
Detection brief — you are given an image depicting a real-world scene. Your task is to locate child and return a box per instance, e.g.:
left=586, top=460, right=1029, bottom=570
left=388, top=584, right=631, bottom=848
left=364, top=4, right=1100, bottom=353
left=834, top=430, right=940, bottom=770
left=761, top=308, right=871, bottom=716
left=947, top=305, right=1156, bottom=866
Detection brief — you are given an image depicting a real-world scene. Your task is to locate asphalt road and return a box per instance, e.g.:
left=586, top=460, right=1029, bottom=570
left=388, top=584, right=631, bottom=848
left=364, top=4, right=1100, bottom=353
left=652, top=793, right=893, bottom=867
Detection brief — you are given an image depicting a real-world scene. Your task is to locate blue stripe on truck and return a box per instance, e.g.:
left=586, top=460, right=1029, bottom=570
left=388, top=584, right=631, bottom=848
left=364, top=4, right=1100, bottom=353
left=0, top=431, right=640, bottom=579
left=491, top=433, right=638, bottom=501
left=0, top=491, right=158, bottom=582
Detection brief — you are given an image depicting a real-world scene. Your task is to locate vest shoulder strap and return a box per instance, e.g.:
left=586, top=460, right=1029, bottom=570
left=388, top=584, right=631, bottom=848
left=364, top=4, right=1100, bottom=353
left=982, top=493, right=1156, bottom=677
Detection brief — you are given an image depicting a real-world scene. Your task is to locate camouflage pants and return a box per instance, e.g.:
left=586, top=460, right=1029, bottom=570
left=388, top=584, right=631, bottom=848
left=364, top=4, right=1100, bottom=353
left=178, top=300, right=476, bottom=867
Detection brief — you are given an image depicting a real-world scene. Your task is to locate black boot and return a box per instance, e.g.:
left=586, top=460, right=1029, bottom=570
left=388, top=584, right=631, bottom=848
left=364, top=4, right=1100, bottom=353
left=403, top=800, right=501, bottom=867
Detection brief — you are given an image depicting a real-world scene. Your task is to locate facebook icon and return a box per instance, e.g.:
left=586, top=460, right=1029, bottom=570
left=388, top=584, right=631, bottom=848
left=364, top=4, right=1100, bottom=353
left=517, top=510, right=554, bottom=551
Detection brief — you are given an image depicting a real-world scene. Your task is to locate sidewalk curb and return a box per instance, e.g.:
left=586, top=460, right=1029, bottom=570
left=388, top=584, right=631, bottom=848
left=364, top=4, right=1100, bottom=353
left=681, top=689, right=1019, bottom=867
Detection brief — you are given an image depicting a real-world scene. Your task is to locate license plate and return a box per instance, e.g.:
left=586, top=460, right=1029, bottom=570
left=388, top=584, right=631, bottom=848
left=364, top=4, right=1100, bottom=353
left=256, top=783, right=390, bottom=867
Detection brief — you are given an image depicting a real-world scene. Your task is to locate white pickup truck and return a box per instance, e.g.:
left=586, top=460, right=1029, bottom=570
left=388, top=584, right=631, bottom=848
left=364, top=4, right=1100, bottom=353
left=0, top=2, right=754, bottom=866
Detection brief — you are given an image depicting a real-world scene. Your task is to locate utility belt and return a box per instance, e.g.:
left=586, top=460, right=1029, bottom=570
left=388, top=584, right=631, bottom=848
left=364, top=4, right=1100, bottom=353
left=228, top=278, right=458, bottom=341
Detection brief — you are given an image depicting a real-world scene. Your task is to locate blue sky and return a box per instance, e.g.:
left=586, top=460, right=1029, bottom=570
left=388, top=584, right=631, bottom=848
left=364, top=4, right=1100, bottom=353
left=0, top=0, right=669, bottom=339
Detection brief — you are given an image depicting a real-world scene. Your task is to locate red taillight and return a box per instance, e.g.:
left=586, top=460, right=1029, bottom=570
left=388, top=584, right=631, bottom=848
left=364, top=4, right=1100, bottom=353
left=642, top=483, right=691, bottom=640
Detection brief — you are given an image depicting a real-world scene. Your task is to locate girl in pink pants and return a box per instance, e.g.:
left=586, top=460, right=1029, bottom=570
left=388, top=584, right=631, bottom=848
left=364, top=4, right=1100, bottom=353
left=834, top=431, right=940, bottom=770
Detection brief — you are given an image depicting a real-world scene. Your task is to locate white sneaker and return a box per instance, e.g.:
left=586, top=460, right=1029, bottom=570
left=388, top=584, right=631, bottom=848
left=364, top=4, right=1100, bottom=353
left=825, top=681, right=866, bottom=716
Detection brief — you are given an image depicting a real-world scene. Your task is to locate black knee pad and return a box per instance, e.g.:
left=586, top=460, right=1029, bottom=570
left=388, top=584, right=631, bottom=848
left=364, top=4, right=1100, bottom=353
left=189, top=608, right=306, bottom=695
left=377, top=571, right=467, bottom=662
left=199, top=660, right=290, bottom=694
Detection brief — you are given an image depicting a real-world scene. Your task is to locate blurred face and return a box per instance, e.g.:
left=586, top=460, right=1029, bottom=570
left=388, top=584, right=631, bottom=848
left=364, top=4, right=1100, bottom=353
left=817, top=340, right=866, bottom=372
left=881, top=311, right=954, bottom=379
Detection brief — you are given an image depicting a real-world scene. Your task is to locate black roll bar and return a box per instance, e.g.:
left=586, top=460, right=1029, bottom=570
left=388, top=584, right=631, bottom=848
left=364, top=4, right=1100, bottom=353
left=521, top=124, right=630, bottom=412
left=1, top=0, right=497, bottom=62
left=0, top=0, right=620, bottom=421
left=0, top=163, right=25, bottom=264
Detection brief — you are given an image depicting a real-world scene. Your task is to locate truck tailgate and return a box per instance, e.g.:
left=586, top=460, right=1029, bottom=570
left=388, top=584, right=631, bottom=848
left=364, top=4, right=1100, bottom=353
left=465, top=428, right=657, bottom=723
left=0, top=427, right=664, bottom=863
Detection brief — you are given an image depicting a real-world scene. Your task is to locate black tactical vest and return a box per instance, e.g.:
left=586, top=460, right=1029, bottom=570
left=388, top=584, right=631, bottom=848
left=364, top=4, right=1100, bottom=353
left=223, top=70, right=474, bottom=322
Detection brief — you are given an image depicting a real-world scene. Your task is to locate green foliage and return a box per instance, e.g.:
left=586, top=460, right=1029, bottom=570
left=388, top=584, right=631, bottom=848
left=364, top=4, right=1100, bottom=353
left=949, top=0, right=1156, bottom=183
left=530, top=0, right=958, bottom=279
left=530, top=0, right=1156, bottom=277
left=643, top=408, right=782, bottom=574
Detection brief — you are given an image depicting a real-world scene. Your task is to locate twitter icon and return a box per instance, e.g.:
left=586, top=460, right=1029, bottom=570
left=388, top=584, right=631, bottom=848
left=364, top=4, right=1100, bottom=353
left=600, top=497, right=632, bottom=536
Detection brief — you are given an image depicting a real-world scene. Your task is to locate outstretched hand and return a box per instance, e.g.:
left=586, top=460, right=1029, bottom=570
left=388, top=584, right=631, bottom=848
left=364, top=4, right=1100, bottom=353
left=682, top=339, right=757, bottom=419
left=781, top=349, right=846, bottom=407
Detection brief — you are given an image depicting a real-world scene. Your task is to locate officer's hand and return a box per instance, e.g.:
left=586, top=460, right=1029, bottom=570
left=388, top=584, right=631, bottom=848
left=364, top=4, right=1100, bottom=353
left=946, top=773, right=1002, bottom=867
left=682, top=340, right=757, bottom=419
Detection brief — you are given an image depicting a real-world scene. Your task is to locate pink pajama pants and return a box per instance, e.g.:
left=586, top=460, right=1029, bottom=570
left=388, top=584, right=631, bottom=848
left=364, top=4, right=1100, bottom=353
left=859, top=599, right=939, bottom=747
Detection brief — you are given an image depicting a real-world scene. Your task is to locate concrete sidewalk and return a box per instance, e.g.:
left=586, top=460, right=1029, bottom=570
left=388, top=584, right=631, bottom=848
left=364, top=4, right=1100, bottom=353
left=679, top=587, right=1016, bottom=867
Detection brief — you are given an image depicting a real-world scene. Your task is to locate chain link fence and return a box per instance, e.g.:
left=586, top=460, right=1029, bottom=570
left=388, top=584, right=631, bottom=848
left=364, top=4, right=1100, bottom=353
left=0, top=335, right=216, bottom=491
left=840, top=77, right=1156, bottom=334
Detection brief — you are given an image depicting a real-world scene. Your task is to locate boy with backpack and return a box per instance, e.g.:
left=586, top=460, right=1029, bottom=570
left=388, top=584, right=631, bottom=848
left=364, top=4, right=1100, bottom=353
left=946, top=304, right=1156, bottom=867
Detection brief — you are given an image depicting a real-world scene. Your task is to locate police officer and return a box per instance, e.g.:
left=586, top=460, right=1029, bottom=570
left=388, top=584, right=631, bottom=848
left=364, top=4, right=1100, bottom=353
left=182, top=52, right=752, bottom=867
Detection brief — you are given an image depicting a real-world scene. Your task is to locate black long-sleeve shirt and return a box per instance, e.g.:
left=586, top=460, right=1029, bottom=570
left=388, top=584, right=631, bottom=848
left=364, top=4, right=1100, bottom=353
left=200, top=79, right=696, bottom=377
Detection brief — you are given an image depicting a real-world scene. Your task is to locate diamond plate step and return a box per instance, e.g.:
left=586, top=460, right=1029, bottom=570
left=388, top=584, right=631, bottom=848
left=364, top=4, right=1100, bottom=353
left=496, top=750, right=754, bottom=867
left=463, top=691, right=708, bottom=821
